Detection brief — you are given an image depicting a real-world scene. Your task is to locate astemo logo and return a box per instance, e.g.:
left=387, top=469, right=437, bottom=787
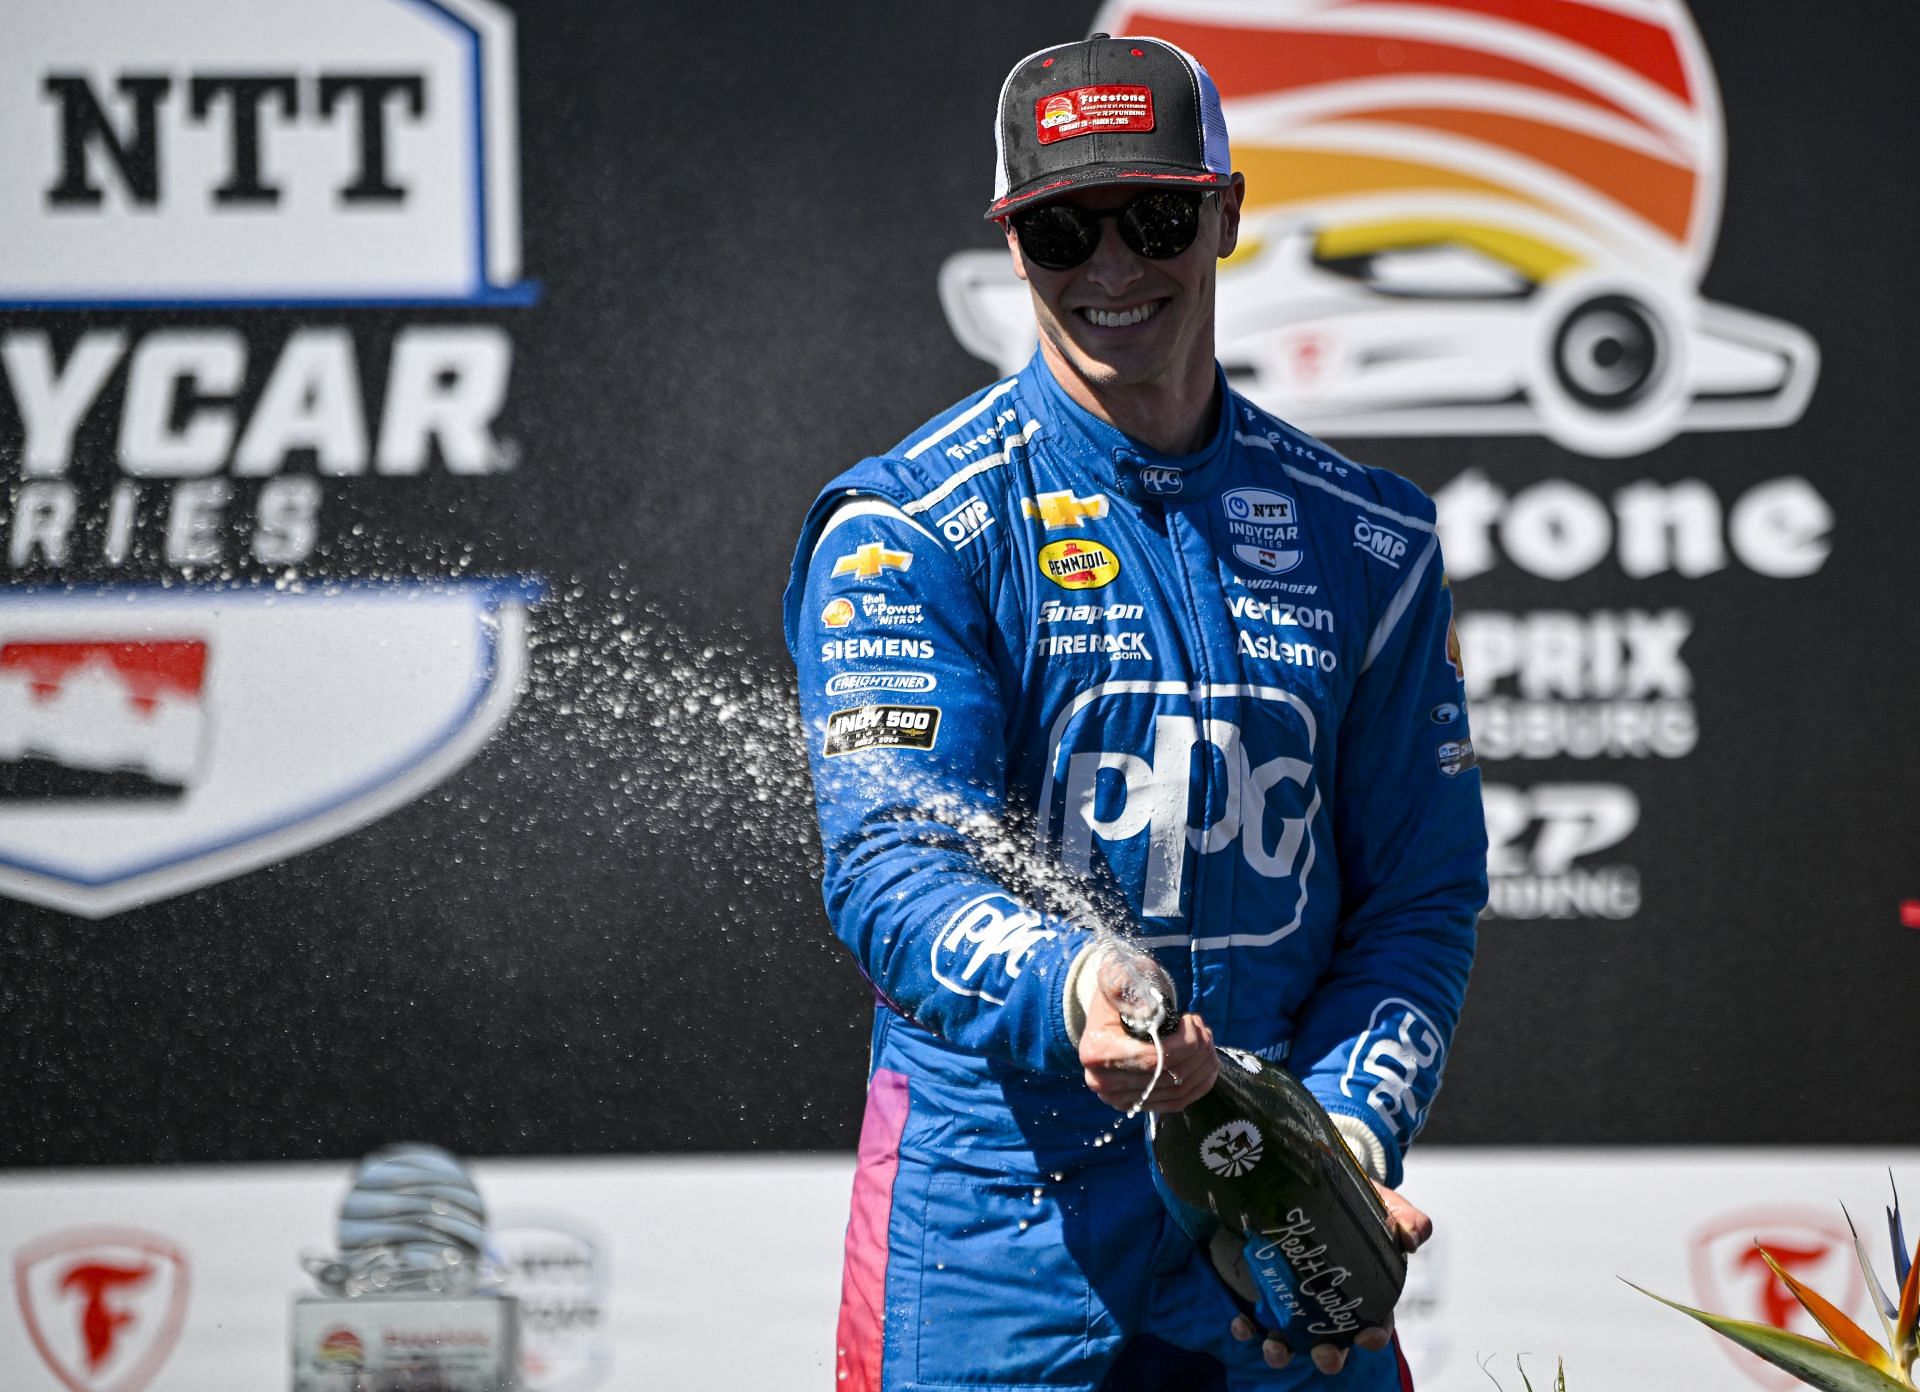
left=0, top=0, right=528, bottom=306
left=942, top=0, right=1818, bottom=458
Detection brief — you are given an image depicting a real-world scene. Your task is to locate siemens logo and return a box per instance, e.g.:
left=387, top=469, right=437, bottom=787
left=820, top=638, right=934, bottom=662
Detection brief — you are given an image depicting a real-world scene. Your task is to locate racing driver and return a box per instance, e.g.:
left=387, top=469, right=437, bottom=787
left=784, top=33, right=1485, bottom=1391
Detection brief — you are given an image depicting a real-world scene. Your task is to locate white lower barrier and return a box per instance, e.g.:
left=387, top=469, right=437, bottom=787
left=2, top=1149, right=1912, bottom=1391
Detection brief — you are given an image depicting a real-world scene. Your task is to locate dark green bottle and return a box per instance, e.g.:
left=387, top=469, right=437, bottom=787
left=1144, top=1043, right=1407, bottom=1347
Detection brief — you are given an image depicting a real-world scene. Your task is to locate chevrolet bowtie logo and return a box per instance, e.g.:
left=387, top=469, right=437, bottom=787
left=1022, top=490, right=1110, bottom=530
left=832, top=543, right=913, bottom=579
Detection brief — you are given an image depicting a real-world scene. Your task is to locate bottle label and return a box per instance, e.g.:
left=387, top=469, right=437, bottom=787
left=1243, top=1211, right=1367, bottom=1339
left=1198, top=1120, right=1264, bottom=1178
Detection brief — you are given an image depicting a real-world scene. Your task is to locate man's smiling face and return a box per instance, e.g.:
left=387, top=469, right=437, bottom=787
left=1006, top=177, right=1244, bottom=399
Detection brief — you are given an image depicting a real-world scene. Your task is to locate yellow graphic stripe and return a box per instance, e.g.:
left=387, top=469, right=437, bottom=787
left=1313, top=219, right=1585, bottom=282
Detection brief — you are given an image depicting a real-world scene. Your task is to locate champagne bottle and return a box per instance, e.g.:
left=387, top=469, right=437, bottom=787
left=1123, top=991, right=1406, bottom=1348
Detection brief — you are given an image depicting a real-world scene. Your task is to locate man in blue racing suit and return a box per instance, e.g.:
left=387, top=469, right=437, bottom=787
left=784, top=33, right=1485, bottom=1391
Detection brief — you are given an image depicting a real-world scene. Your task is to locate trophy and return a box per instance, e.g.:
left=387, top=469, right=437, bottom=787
left=291, top=1143, right=520, bottom=1392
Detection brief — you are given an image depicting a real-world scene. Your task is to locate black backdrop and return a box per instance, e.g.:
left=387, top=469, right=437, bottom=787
left=2, top=0, right=1915, bottom=1167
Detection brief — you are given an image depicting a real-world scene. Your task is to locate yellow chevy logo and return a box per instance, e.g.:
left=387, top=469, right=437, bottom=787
left=832, top=543, right=912, bottom=579
left=1022, top=490, right=1110, bottom=530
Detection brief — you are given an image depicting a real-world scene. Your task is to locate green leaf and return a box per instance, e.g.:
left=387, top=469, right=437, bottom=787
left=1626, top=1281, right=1914, bottom=1392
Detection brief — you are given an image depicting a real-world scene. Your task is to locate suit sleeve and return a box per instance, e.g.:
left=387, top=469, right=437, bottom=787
left=1288, top=526, right=1486, bottom=1189
left=788, top=495, right=1090, bottom=1076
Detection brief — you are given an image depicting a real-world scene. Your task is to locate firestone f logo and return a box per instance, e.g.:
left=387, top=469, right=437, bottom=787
left=61, top=1263, right=152, bottom=1370
left=14, top=1228, right=189, bottom=1392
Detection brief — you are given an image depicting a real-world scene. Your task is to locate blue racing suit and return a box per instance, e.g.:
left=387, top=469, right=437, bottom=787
left=784, top=350, right=1485, bottom=1391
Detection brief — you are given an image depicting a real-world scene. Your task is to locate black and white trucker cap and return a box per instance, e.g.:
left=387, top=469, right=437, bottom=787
left=985, top=33, right=1232, bottom=220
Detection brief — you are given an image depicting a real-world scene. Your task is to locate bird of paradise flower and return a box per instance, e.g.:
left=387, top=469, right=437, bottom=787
left=1631, top=1180, right=1920, bottom=1391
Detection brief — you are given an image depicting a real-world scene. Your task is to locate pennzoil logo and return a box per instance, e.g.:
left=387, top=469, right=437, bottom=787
left=832, top=543, right=912, bottom=581
left=1022, top=490, right=1110, bottom=530
left=943, top=0, right=1819, bottom=458
left=1037, top=540, right=1120, bottom=590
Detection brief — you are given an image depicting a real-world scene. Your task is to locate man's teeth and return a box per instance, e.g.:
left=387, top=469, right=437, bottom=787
left=1081, top=302, right=1161, bottom=328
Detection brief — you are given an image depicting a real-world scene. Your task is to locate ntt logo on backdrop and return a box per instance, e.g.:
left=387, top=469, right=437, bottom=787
left=0, top=0, right=531, bottom=307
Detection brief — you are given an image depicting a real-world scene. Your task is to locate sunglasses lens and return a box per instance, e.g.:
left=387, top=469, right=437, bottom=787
left=1013, top=190, right=1208, bottom=269
left=1014, top=204, right=1101, bottom=270
left=1120, top=191, right=1203, bottom=259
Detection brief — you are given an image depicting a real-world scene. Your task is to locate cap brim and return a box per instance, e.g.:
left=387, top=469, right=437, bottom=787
left=986, top=164, right=1232, bottom=220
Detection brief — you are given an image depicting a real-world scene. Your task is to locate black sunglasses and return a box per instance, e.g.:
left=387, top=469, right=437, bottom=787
left=1010, top=189, right=1210, bottom=271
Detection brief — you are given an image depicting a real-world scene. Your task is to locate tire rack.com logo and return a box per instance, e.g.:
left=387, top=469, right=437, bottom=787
left=943, top=0, right=1818, bottom=459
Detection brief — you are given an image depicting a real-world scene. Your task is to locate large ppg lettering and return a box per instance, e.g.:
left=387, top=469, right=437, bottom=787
left=1060, top=716, right=1310, bottom=917
left=1343, top=999, right=1445, bottom=1142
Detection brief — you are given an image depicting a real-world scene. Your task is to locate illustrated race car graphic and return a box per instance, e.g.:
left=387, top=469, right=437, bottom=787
left=941, top=0, right=1818, bottom=458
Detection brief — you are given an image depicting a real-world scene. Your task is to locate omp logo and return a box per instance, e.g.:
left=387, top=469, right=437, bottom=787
left=1352, top=518, right=1408, bottom=568
left=1482, top=781, right=1640, bottom=920
left=1689, top=1209, right=1867, bottom=1391
left=1339, top=998, right=1444, bottom=1144
left=1, top=0, right=529, bottom=306
left=930, top=894, right=1057, bottom=1004
left=1022, top=490, right=1110, bottom=530
left=14, top=1228, right=189, bottom=1392
left=0, top=579, right=537, bottom=918
left=1043, top=682, right=1321, bottom=936
left=941, top=0, right=1818, bottom=458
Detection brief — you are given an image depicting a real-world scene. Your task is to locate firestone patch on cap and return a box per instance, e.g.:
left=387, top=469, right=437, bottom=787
left=988, top=34, right=1231, bottom=219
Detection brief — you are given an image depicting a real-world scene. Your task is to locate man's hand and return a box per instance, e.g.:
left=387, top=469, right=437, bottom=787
left=1228, top=1181, right=1432, bottom=1373
left=1076, top=952, right=1219, bottom=1113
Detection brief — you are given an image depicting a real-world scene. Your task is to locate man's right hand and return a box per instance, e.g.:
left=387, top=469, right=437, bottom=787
left=1076, top=952, right=1218, bottom=1113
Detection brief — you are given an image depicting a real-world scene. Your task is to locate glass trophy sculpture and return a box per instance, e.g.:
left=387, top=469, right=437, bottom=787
left=292, top=1142, right=520, bottom=1392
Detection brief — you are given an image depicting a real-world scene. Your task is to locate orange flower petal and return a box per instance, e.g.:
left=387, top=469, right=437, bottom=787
left=1758, top=1247, right=1896, bottom=1371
